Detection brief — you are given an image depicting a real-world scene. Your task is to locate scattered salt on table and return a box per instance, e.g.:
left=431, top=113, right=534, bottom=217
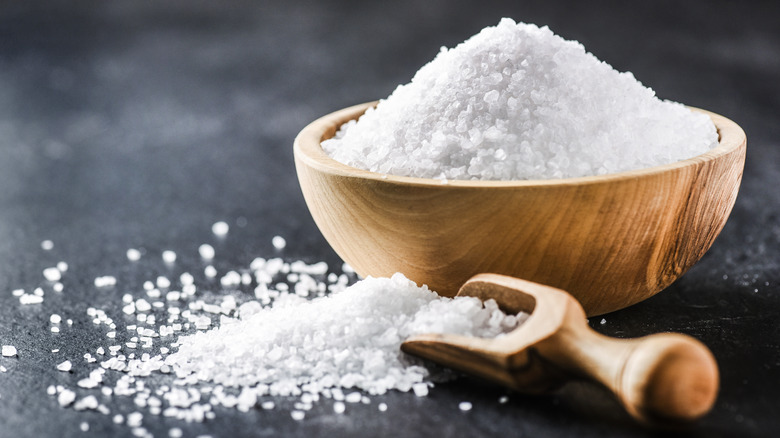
left=169, top=273, right=523, bottom=397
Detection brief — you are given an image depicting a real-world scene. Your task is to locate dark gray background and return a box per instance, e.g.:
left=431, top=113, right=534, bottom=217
left=0, top=1, right=778, bottom=437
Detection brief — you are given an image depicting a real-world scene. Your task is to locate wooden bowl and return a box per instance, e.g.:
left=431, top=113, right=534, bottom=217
left=294, top=102, right=746, bottom=315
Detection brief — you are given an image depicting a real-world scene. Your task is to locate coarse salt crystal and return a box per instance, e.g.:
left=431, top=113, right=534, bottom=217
left=157, top=276, right=171, bottom=289
left=95, top=276, right=117, bottom=288
left=19, top=294, right=44, bottom=305
left=41, top=240, right=54, bottom=250
left=198, top=244, right=215, bottom=260
left=74, top=395, right=99, bottom=411
left=412, top=383, right=429, bottom=397
left=345, top=392, right=362, bottom=403
left=162, top=251, right=177, bottom=263
left=272, top=236, right=286, bottom=250
left=2, top=346, right=17, bottom=357
left=212, top=221, right=229, bottom=236
left=127, top=248, right=142, bottom=261
left=459, top=401, right=473, bottom=411
left=127, top=412, right=143, bottom=427
left=44, top=267, right=62, bottom=281
left=58, top=389, right=77, bottom=407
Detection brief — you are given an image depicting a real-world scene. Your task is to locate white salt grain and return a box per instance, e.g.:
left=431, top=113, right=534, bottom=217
left=323, top=18, right=717, bottom=181
left=459, top=401, right=473, bottom=411
left=212, top=221, right=229, bottom=236
left=198, top=244, right=215, bottom=260
left=127, top=412, right=143, bottom=427
left=412, top=383, right=429, bottom=397
left=378, top=403, right=388, bottom=412
left=291, top=410, right=305, bottom=421
left=204, top=265, right=217, bottom=278
left=95, top=276, right=117, bottom=288
left=19, top=294, right=44, bottom=305
left=333, top=401, right=346, bottom=414
left=272, top=236, right=286, bottom=250
left=127, top=248, right=142, bottom=261
left=1, top=346, right=17, bottom=357
left=50, top=314, right=62, bottom=324
left=44, top=267, right=62, bottom=282
left=74, top=395, right=99, bottom=411
left=80, top=422, right=89, bottom=432
left=156, top=276, right=171, bottom=289
left=41, top=240, right=54, bottom=250
left=345, top=392, right=362, bottom=403
left=58, top=389, right=77, bottom=407
left=57, top=360, right=72, bottom=372
left=162, top=251, right=177, bottom=264
left=57, top=261, right=69, bottom=272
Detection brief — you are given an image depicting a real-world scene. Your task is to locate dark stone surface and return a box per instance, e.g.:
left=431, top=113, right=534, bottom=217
left=0, top=1, right=777, bottom=437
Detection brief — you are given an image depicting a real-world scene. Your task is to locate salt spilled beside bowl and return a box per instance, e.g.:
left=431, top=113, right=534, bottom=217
left=294, top=101, right=746, bottom=316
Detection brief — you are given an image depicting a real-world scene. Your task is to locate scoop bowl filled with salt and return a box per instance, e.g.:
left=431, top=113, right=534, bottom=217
left=294, top=19, right=746, bottom=315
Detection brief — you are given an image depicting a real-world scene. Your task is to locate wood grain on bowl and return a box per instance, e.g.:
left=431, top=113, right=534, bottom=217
left=294, top=102, right=746, bottom=316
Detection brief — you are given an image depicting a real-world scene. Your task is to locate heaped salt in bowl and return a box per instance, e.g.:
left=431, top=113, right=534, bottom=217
left=322, top=18, right=717, bottom=181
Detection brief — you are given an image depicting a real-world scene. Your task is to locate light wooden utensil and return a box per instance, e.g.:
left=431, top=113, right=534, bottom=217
left=401, top=273, right=719, bottom=424
left=294, top=101, right=746, bottom=315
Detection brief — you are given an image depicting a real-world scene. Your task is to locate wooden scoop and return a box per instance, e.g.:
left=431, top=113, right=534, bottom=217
left=401, top=274, right=719, bottom=424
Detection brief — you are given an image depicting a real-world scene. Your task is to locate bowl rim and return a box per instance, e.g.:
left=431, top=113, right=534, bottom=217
left=294, top=101, right=746, bottom=188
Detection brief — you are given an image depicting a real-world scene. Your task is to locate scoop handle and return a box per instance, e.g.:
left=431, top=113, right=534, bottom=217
left=545, top=324, right=719, bottom=424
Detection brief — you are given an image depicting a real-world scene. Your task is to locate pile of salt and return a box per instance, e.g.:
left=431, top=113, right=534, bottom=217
left=323, top=18, right=717, bottom=180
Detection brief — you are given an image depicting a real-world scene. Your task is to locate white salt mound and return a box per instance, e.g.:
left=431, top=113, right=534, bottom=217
left=169, top=273, right=524, bottom=395
left=323, top=18, right=718, bottom=180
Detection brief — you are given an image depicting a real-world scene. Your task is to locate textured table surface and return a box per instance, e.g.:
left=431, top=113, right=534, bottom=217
left=0, top=1, right=778, bottom=437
